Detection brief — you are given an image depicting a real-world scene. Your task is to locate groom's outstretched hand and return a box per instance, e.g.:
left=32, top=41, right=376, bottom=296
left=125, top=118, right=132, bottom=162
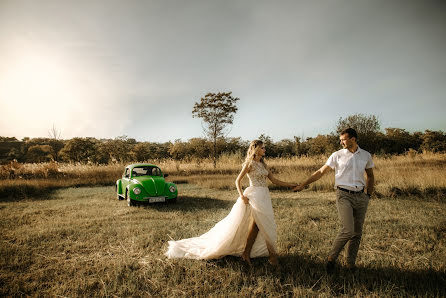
left=293, top=184, right=305, bottom=192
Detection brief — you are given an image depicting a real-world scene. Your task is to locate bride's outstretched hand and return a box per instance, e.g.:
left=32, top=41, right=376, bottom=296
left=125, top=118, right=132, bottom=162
left=293, top=184, right=305, bottom=192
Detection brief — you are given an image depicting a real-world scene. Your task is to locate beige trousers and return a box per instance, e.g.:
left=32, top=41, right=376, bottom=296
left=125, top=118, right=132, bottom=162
left=328, top=189, right=370, bottom=266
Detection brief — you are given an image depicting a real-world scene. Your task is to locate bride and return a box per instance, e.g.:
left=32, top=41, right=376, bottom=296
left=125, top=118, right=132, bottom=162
left=165, top=140, right=296, bottom=266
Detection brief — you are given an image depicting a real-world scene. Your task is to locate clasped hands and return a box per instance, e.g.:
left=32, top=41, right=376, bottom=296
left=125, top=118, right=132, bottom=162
left=292, top=184, right=305, bottom=192
left=287, top=183, right=305, bottom=192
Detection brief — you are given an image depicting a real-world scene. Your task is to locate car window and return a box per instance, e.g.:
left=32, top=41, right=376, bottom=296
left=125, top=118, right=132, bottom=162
left=124, top=168, right=130, bottom=178
left=132, top=166, right=162, bottom=177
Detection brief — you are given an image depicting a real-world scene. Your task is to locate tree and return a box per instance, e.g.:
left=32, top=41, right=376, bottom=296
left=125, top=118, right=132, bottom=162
left=306, top=135, right=338, bottom=156
left=335, top=113, right=381, bottom=153
left=420, top=130, right=446, bottom=152
left=381, top=128, right=422, bottom=154
left=0, top=137, right=18, bottom=142
left=169, top=139, right=189, bottom=160
left=192, top=92, right=240, bottom=168
left=224, top=137, right=248, bottom=155
left=275, top=139, right=296, bottom=157
left=60, top=138, right=97, bottom=163
left=7, top=148, right=21, bottom=161
left=101, top=136, right=136, bottom=163
left=150, top=142, right=171, bottom=159
left=259, top=134, right=277, bottom=157
left=132, top=143, right=151, bottom=162
left=188, top=138, right=212, bottom=160
left=48, top=124, right=64, bottom=161
left=26, top=145, right=53, bottom=163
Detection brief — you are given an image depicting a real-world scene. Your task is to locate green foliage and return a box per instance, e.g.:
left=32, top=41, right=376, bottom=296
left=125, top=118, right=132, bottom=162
left=0, top=137, right=18, bottom=142
left=380, top=128, right=422, bottom=154
left=22, top=138, right=65, bottom=162
left=259, top=134, right=277, bottom=157
left=224, top=137, right=249, bottom=155
left=26, top=145, right=53, bottom=163
left=192, top=92, right=240, bottom=134
left=305, top=135, right=338, bottom=156
left=421, top=130, right=446, bottom=152
left=169, top=138, right=215, bottom=161
left=336, top=113, right=381, bottom=135
left=100, top=136, right=136, bottom=163
left=132, top=142, right=151, bottom=162
left=0, top=141, right=23, bottom=163
left=169, top=139, right=189, bottom=160
left=60, top=137, right=97, bottom=163
left=1, top=113, right=446, bottom=164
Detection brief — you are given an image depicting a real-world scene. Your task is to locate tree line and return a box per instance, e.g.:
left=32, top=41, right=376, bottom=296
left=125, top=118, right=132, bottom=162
left=0, top=116, right=445, bottom=165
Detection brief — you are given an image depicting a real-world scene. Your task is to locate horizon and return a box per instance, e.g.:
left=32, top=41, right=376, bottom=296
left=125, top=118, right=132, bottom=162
left=1, top=122, right=443, bottom=144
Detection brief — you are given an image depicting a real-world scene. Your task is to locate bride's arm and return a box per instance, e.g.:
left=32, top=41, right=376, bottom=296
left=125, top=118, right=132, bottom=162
left=235, top=163, right=251, bottom=203
left=268, top=172, right=297, bottom=188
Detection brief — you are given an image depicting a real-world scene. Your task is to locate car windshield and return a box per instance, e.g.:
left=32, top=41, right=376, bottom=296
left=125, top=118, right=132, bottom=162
left=132, top=166, right=162, bottom=177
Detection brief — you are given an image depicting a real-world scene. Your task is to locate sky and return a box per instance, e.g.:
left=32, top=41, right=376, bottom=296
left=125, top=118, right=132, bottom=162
left=0, top=0, right=445, bottom=142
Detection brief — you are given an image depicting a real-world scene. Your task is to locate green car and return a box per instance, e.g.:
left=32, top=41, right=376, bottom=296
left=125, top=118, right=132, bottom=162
left=116, top=163, right=178, bottom=206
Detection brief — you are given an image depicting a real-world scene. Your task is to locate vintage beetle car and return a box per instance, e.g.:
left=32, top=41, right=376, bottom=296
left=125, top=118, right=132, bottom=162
left=116, top=163, right=178, bottom=206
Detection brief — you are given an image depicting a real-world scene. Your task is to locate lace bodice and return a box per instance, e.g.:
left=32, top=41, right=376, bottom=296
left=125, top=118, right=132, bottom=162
left=247, top=160, right=269, bottom=187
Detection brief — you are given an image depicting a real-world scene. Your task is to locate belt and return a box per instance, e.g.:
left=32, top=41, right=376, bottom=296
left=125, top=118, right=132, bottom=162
left=337, top=187, right=364, bottom=194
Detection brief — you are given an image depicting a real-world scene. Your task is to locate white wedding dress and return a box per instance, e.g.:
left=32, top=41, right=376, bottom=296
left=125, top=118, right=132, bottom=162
left=165, top=160, right=277, bottom=259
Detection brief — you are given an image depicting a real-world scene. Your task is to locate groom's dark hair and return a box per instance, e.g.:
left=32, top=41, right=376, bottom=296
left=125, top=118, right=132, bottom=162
left=340, top=128, right=358, bottom=140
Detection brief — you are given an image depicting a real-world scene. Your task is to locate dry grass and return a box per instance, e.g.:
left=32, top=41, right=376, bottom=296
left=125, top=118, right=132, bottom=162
left=170, top=153, right=446, bottom=200
left=0, top=185, right=445, bottom=296
left=1, top=152, right=446, bottom=201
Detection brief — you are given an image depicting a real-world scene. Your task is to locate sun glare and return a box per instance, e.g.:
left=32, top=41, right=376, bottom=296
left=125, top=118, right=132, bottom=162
left=0, top=47, right=84, bottom=136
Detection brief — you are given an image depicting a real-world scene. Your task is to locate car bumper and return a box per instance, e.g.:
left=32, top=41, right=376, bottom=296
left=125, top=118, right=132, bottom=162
left=132, top=196, right=171, bottom=203
left=144, top=196, right=166, bottom=203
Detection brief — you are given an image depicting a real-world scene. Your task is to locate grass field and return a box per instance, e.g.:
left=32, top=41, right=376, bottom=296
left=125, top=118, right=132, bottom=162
left=2, top=152, right=446, bottom=201
left=1, top=184, right=445, bottom=296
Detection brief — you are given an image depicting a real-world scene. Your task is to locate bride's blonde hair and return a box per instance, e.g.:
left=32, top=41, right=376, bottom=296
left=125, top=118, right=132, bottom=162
left=243, top=139, right=266, bottom=168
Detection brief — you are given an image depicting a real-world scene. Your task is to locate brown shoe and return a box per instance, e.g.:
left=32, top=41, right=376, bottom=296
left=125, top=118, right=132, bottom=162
left=326, top=260, right=335, bottom=274
left=345, top=264, right=357, bottom=272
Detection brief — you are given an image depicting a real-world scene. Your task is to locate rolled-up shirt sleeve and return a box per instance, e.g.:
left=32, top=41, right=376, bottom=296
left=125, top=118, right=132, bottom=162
left=366, top=153, right=374, bottom=169
left=325, top=153, right=337, bottom=169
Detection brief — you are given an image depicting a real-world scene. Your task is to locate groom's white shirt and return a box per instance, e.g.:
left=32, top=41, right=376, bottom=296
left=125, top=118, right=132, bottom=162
left=325, top=146, right=374, bottom=191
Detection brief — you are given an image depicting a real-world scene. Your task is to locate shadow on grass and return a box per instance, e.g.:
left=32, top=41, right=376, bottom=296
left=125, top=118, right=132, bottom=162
left=137, top=195, right=234, bottom=212
left=281, top=254, right=445, bottom=296
left=0, top=186, right=59, bottom=202
left=0, top=182, right=113, bottom=203
left=209, top=253, right=445, bottom=296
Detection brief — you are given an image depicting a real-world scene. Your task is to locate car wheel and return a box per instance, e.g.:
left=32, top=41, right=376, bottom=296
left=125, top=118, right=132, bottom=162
left=169, top=197, right=177, bottom=204
left=126, top=189, right=134, bottom=207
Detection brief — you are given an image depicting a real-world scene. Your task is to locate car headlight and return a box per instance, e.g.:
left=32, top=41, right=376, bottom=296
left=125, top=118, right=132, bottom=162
left=133, top=187, right=141, bottom=195
left=169, top=186, right=176, bottom=193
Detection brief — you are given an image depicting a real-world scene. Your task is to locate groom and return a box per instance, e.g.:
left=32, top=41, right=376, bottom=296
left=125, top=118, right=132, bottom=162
left=293, top=128, right=374, bottom=273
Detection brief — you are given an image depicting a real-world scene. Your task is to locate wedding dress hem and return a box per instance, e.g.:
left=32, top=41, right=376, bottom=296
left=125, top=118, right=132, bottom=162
left=165, top=161, right=277, bottom=260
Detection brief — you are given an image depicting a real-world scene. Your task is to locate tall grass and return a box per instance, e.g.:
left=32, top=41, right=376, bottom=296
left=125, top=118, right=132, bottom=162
left=1, top=152, right=446, bottom=200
